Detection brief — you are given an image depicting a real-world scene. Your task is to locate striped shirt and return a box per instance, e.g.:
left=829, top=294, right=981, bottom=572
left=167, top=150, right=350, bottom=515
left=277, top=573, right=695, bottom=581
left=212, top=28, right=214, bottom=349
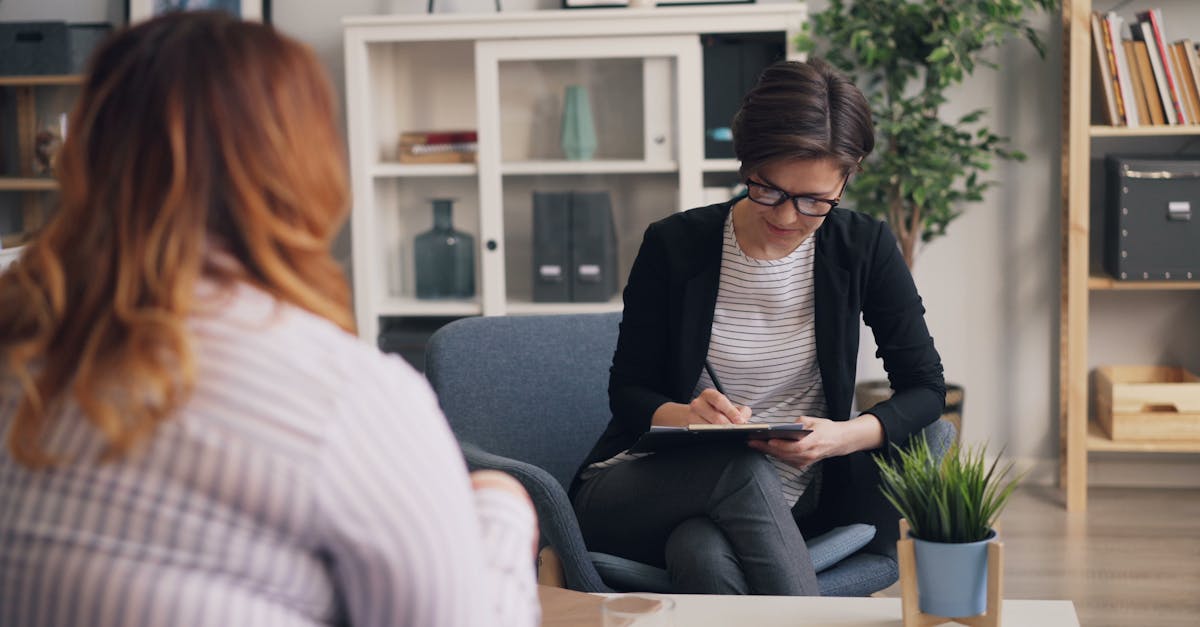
left=587, top=213, right=827, bottom=507
left=695, top=212, right=827, bottom=507
left=0, top=282, right=539, bottom=627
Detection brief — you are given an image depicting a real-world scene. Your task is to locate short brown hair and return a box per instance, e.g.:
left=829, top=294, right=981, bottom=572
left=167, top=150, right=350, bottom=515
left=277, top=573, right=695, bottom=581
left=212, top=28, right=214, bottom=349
left=732, top=58, right=874, bottom=179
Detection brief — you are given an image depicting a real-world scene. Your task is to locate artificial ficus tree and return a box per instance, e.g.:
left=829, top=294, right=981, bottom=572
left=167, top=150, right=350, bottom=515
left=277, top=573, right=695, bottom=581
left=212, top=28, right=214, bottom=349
left=799, top=0, right=1057, bottom=268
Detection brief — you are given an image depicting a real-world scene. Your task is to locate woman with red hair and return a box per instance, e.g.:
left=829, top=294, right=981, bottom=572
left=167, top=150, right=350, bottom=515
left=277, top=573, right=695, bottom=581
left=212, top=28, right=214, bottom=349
left=0, top=12, right=538, bottom=626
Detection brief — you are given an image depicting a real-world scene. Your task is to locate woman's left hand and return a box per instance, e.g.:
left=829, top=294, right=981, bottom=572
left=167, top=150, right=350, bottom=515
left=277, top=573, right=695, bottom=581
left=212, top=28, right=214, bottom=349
left=747, top=414, right=884, bottom=470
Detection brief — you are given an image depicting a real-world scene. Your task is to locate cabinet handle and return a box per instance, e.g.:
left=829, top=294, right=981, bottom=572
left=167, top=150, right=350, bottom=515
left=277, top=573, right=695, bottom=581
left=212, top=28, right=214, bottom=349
left=486, top=239, right=498, bottom=251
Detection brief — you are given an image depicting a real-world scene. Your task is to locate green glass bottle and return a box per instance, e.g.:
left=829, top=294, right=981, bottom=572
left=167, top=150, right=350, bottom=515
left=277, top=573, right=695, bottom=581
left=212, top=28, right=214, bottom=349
left=414, top=199, right=475, bottom=299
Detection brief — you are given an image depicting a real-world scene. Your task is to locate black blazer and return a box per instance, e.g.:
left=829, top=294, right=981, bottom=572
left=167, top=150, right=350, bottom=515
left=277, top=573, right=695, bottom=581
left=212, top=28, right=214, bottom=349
left=570, top=202, right=946, bottom=543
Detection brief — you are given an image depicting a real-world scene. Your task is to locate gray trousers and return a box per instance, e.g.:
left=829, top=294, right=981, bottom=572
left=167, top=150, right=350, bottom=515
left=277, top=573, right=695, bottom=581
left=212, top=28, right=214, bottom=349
left=572, top=445, right=820, bottom=595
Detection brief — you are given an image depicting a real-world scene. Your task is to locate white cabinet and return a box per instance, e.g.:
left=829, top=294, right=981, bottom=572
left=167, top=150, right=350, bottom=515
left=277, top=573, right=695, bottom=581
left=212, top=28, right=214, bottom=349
left=343, top=6, right=806, bottom=342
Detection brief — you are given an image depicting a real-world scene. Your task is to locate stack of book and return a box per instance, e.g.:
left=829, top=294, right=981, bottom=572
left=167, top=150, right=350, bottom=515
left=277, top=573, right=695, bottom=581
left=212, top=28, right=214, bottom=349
left=1092, top=9, right=1200, bottom=127
left=397, top=130, right=478, bottom=164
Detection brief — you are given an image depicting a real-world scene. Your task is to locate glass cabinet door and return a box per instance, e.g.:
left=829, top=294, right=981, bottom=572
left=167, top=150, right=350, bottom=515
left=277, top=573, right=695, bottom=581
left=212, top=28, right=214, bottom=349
left=348, top=39, right=483, bottom=344
left=474, top=35, right=703, bottom=315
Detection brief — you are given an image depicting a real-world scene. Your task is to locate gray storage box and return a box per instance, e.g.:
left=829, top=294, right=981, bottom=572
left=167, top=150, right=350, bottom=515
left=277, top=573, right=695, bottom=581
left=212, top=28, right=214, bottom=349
left=68, top=23, right=112, bottom=73
left=0, top=22, right=70, bottom=76
left=1106, top=156, right=1200, bottom=281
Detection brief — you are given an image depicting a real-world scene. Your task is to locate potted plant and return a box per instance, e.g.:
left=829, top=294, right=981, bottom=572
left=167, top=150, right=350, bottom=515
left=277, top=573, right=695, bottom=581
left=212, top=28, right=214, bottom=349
left=876, top=435, right=1021, bottom=618
left=798, top=0, right=1057, bottom=436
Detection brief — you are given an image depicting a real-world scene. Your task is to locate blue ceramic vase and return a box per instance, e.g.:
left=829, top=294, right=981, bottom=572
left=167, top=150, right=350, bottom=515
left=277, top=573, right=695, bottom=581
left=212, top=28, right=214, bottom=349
left=560, top=85, right=597, bottom=161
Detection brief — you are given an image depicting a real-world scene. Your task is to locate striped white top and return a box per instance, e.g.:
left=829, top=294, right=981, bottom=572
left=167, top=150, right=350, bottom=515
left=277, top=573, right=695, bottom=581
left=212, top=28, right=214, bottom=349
left=0, top=282, right=539, bottom=627
left=695, top=211, right=827, bottom=507
left=587, top=213, right=827, bottom=507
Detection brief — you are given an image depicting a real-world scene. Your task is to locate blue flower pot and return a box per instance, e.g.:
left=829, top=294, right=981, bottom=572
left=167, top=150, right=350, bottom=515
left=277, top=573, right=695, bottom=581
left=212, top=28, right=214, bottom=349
left=911, top=529, right=996, bottom=617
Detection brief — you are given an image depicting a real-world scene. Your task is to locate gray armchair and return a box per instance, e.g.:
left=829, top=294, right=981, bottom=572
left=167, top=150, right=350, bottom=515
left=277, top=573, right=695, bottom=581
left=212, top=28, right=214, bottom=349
left=424, top=312, right=955, bottom=596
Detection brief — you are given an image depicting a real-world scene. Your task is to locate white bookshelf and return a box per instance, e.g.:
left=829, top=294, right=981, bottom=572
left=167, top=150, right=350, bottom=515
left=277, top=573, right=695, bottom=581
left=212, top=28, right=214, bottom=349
left=343, top=5, right=806, bottom=340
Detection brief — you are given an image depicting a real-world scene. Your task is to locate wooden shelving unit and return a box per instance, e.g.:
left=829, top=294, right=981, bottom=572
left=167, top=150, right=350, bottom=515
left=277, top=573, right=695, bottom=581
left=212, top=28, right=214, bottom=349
left=343, top=6, right=806, bottom=342
left=0, top=177, right=59, bottom=192
left=0, top=75, right=83, bottom=87
left=1087, top=275, right=1200, bottom=290
left=1086, top=421, right=1200, bottom=453
left=1089, top=124, right=1200, bottom=137
left=1061, top=1, right=1200, bottom=511
left=0, top=74, right=80, bottom=245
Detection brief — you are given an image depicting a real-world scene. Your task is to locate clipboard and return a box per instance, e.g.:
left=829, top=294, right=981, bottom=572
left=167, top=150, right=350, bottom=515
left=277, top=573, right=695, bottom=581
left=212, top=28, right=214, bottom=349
left=628, top=423, right=812, bottom=453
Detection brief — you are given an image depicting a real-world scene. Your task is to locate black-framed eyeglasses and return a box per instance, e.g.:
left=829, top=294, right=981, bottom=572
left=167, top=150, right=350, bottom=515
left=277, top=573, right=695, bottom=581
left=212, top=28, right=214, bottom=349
left=744, top=178, right=846, bottom=217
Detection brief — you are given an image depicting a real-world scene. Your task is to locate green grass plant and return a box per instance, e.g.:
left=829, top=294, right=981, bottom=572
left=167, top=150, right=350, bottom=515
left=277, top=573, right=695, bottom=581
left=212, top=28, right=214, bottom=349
left=875, top=436, right=1021, bottom=544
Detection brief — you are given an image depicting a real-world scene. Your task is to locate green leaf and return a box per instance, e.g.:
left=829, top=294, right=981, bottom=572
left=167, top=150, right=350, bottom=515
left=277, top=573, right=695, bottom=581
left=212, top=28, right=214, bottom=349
left=804, top=0, right=1055, bottom=262
left=875, top=436, right=1022, bottom=543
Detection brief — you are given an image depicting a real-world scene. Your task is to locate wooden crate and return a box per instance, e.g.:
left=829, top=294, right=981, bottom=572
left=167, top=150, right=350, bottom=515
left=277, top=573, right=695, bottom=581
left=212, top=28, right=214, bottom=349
left=1095, top=366, right=1200, bottom=441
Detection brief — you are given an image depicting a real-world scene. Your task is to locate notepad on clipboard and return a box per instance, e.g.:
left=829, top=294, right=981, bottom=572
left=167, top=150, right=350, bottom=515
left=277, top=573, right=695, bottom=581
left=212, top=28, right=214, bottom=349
left=628, top=423, right=811, bottom=454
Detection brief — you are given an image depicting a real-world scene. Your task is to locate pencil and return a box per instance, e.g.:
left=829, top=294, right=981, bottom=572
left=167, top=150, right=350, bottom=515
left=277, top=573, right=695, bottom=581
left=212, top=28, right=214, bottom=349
left=704, top=360, right=725, bottom=395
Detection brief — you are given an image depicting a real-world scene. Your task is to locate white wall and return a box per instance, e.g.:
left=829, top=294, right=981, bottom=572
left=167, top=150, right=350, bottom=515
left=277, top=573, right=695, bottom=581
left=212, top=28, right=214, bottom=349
left=5, top=0, right=1193, bottom=478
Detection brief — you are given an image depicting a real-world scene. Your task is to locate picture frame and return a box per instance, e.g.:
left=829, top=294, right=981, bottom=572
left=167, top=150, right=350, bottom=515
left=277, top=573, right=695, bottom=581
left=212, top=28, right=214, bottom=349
left=127, top=0, right=271, bottom=24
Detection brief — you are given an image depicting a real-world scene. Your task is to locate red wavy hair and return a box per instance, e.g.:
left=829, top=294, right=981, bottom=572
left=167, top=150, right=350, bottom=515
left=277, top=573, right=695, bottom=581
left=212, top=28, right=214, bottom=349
left=0, top=12, right=353, bottom=467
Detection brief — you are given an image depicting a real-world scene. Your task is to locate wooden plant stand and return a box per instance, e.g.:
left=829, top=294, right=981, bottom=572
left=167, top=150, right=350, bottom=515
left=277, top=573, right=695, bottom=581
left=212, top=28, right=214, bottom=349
left=897, top=519, right=1004, bottom=627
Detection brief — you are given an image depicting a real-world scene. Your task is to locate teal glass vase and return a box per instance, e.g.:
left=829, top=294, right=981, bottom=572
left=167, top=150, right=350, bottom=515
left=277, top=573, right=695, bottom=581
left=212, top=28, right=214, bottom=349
left=561, top=84, right=597, bottom=161
left=414, top=199, right=475, bottom=299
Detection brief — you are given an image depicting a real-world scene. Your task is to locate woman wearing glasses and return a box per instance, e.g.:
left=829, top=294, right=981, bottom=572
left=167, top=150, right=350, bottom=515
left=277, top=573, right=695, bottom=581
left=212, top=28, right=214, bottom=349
left=569, top=59, right=945, bottom=595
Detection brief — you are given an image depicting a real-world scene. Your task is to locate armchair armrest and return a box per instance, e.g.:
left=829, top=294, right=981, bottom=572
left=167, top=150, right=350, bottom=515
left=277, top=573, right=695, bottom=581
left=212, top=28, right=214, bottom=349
left=459, top=443, right=614, bottom=593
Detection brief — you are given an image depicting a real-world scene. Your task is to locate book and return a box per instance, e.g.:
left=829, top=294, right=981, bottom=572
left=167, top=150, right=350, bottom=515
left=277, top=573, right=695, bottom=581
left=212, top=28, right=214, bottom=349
left=1138, top=9, right=1187, bottom=124
left=1090, top=12, right=1119, bottom=126
left=1123, top=40, right=1153, bottom=126
left=1134, top=19, right=1177, bottom=125
left=397, top=129, right=478, bottom=163
left=629, top=423, right=813, bottom=454
left=1174, top=41, right=1200, bottom=126
left=1100, top=14, right=1128, bottom=125
left=1132, top=40, right=1166, bottom=125
left=399, top=130, right=478, bottom=145
left=406, top=142, right=478, bottom=155
left=396, top=150, right=475, bottom=164
left=1189, top=43, right=1200, bottom=125
left=1106, top=13, right=1139, bottom=127
left=1169, top=43, right=1200, bottom=125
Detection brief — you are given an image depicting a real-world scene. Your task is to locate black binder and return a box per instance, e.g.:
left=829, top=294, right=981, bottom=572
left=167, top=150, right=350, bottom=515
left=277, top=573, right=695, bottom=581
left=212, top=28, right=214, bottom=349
left=532, top=192, right=572, bottom=302
left=569, top=191, right=619, bottom=302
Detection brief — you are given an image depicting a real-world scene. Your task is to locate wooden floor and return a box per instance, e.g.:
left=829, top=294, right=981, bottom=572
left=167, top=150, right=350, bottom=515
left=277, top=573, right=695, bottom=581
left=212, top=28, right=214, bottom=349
left=877, top=485, right=1200, bottom=627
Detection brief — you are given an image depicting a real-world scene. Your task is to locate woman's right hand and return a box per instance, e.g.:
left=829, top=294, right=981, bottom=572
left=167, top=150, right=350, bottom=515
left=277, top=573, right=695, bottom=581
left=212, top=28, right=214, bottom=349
left=651, top=388, right=751, bottom=427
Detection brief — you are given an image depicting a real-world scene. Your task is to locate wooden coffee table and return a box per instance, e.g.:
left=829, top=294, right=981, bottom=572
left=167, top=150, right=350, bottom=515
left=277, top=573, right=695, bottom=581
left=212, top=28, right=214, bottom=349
left=539, top=586, right=1080, bottom=627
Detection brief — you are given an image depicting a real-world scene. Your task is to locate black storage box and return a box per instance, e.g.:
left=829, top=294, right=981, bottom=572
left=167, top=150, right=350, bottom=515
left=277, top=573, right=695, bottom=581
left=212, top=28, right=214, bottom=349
left=702, top=32, right=785, bottom=160
left=1105, top=156, right=1200, bottom=281
left=0, top=22, right=70, bottom=76
left=68, top=24, right=113, bottom=73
